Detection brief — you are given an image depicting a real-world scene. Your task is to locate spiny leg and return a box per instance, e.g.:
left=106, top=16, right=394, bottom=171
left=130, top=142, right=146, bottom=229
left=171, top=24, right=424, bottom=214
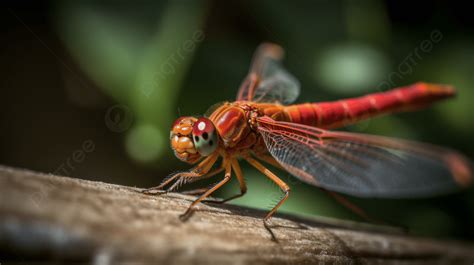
left=203, top=159, right=247, bottom=204
left=144, top=154, right=217, bottom=194
left=179, top=160, right=233, bottom=221
left=181, top=167, right=225, bottom=196
left=142, top=153, right=219, bottom=195
left=245, top=156, right=290, bottom=241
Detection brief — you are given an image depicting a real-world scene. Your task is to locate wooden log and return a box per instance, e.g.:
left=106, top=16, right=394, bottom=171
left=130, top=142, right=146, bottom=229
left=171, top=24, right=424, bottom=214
left=0, top=165, right=473, bottom=264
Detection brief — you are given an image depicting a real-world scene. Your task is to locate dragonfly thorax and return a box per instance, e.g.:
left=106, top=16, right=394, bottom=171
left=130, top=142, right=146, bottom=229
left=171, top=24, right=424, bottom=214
left=208, top=104, right=252, bottom=148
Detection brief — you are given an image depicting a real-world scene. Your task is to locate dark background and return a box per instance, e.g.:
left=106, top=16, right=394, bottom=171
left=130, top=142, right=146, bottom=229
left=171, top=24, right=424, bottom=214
left=1, top=1, right=473, bottom=241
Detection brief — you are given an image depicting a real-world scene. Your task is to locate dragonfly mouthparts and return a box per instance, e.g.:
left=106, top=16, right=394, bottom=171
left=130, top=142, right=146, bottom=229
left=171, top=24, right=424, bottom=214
left=170, top=117, right=201, bottom=163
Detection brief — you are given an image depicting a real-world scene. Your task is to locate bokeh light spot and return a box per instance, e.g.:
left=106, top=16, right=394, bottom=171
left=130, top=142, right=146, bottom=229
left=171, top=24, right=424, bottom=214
left=315, top=43, right=389, bottom=94
left=125, top=124, right=165, bottom=163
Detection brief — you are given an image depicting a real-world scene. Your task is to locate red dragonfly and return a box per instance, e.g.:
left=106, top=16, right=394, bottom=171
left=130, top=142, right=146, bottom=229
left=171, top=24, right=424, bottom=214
left=144, top=43, right=473, bottom=231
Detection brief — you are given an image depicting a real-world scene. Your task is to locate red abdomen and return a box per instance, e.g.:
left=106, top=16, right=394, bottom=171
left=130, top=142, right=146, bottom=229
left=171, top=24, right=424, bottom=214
left=284, top=82, right=455, bottom=129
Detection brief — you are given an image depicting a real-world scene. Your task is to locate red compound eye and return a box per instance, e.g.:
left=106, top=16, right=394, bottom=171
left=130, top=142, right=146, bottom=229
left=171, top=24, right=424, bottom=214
left=193, top=117, right=215, bottom=136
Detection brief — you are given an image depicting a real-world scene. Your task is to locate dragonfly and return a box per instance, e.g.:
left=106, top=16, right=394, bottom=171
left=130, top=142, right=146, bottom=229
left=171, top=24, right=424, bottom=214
left=144, top=43, right=473, bottom=234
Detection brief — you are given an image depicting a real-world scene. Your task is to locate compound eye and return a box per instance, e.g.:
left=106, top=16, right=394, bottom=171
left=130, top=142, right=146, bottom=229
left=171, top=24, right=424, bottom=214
left=193, top=117, right=218, bottom=156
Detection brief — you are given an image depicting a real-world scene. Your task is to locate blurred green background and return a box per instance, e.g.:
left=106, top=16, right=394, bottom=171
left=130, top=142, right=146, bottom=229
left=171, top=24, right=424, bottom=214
left=1, top=1, right=473, bottom=240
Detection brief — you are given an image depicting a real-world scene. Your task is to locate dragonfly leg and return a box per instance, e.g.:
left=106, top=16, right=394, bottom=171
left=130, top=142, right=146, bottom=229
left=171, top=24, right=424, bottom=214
left=179, top=159, right=233, bottom=221
left=203, top=159, right=247, bottom=204
left=245, top=156, right=290, bottom=241
left=142, top=153, right=219, bottom=195
left=180, top=167, right=225, bottom=196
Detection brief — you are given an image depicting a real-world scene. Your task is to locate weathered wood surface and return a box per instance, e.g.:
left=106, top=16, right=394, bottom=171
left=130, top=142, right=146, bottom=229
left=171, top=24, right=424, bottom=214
left=0, top=165, right=473, bottom=264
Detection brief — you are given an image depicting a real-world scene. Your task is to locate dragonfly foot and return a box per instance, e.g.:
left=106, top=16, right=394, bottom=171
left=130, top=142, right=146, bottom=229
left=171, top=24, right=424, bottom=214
left=179, top=208, right=194, bottom=222
left=263, top=218, right=278, bottom=243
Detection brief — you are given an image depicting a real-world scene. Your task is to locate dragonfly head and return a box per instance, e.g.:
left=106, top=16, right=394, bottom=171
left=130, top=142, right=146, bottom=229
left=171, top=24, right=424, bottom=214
left=170, top=116, right=219, bottom=163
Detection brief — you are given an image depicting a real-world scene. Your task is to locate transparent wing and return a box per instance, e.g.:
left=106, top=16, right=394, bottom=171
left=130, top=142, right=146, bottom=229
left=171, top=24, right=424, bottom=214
left=257, top=117, right=473, bottom=198
left=236, top=43, right=300, bottom=105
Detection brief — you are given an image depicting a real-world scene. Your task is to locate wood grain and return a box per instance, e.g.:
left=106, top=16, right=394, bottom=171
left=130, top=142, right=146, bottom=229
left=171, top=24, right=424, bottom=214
left=0, top=165, right=473, bottom=264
